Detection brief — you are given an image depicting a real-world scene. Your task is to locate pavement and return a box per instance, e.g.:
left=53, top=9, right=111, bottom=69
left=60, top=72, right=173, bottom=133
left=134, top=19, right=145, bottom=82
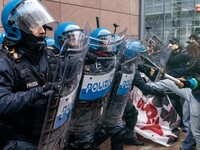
left=99, top=129, right=190, bottom=150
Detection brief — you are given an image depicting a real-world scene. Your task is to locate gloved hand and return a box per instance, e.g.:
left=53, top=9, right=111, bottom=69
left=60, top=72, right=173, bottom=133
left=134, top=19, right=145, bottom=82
left=86, top=52, right=97, bottom=63
left=137, top=64, right=159, bottom=81
left=137, top=64, right=151, bottom=74
left=175, top=78, right=191, bottom=88
left=42, top=82, right=61, bottom=97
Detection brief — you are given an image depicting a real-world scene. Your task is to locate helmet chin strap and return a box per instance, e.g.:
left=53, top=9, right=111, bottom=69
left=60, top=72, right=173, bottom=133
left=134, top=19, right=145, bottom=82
left=3, top=37, right=19, bottom=46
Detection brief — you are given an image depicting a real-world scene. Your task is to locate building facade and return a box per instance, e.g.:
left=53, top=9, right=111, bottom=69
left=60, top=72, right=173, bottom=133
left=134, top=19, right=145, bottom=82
left=0, top=0, right=140, bottom=38
left=141, top=0, right=200, bottom=45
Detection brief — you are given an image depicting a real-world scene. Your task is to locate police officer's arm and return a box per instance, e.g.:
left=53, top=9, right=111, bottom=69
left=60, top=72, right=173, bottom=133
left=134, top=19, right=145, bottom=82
left=132, top=70, right=164, bottom=96
left=0, top=56, right=43, bottom=115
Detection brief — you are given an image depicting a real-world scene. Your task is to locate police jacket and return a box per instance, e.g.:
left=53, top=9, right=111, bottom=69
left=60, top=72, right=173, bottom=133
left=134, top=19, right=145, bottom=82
left=0, top=45, right=57, bottom=144
left=132, top=70, right=163, bottom=96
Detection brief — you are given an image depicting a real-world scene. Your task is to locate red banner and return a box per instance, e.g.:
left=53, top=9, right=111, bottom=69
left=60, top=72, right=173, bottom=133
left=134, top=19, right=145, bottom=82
left=130, top=87, right=181, bottom=147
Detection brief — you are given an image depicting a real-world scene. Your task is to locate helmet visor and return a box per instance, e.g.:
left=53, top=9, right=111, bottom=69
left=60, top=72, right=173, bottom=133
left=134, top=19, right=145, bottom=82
left=62, top=30, right=85, bottom=48
left=9, top=0, right=58, bottom=34
left=89, top=35, right=117, bottom=52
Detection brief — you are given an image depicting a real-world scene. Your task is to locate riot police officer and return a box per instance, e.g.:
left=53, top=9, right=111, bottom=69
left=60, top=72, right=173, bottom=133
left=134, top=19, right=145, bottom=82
left=123, top=40, right=164, bottom=146
left=38, top=22, right=90, bottom=150
left=67, top=27, right=121, bottom=150
left=0, top=0, right=59, bottom=149
left=94, top=38, right=140, bottom=150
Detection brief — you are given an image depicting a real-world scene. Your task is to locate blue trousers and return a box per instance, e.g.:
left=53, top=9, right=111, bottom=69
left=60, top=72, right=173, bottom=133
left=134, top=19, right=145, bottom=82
left=190, top=98, right=200, bottom=150
left=180, top=123, right=196, bottom=150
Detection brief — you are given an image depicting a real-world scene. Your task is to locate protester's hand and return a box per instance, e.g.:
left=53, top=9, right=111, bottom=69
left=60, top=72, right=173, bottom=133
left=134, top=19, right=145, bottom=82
left=42, top=82, right=61, bottom=97
left=175, top=78, right=190, bottom=88
left=171, top=44, right=179, bottom=50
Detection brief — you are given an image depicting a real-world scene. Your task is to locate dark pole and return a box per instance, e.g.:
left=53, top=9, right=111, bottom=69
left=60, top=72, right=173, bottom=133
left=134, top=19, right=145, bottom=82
left=96, top=17, right=100, bottom=28
left=113, top=23, right=119, bottom=34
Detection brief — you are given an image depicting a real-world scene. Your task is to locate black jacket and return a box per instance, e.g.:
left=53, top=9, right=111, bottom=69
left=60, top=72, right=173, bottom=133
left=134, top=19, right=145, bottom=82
left=165, top=49, right=191, bottom=74
left=185, top=57, right=200, bottom=99
left=132, top=70, right=163, bottom=96
left=0, top=45, right=57, bottom=144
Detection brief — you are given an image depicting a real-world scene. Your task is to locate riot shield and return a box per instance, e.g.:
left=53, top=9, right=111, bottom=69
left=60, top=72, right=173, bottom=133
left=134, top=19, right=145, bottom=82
left=102, top=37, right=141, bottom=127
left=38, top=23, right=90, bottom=150
left=140, top=30, right=171, bottom=81
left=103, top=56, right=138, bottom=126
left=68, top=29, right=127, bottom=146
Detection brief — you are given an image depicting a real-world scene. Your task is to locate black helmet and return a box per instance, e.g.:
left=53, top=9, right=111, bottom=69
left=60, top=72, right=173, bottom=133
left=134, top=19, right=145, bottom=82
left=169, top=37, right=180, bottom=45
left=189, top=33, right=199, bottom=40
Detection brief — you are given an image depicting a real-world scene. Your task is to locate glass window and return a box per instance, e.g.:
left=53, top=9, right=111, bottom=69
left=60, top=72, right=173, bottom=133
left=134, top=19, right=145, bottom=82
left=143, top=0, right=200, bottom=46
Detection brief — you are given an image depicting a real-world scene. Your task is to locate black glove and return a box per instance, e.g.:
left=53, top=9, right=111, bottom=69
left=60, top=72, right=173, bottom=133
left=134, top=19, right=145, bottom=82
left=182, top=80, right=191, bottom=88
left=86, top=52, right=97, bottom=63
left=138, top=64, right=159, bottom=81
left=138, top=64, right=151, bottom=73
left=42, top=82, right=61, bottom=97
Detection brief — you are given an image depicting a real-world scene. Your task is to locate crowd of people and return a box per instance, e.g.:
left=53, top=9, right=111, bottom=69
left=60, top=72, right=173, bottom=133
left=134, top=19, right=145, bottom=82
left=1, top=0, right=200, bottom=150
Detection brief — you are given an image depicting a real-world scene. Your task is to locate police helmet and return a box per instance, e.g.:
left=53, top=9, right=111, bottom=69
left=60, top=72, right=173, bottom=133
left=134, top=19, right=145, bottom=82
left=0, top=33, right=5, bottom=44
left=124, top=40, right=144, bottom=59
left=90, top=28, right=113, bottom=49
left=45, top=37, right=55, bottom=46
left=54, top=22, right=83, bottom=50
left=1, top=0, right=58, bottom=42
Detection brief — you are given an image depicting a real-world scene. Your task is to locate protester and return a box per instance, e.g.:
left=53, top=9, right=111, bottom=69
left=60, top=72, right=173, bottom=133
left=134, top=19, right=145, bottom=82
left=165, top=37, right=191, bottom=132
left=166, top=37, right=191, bottom=75
left=173, top=43, right=200, bottom=150
left=187, top=33, right=200, bottom=45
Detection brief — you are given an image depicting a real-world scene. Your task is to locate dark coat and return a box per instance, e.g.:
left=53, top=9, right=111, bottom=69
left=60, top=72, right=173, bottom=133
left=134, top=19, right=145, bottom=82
left=185, top=57, right=200, bottom=99
left=165, top=49, right=191, bottom=75
left=0, top=45, right=57, bottom=144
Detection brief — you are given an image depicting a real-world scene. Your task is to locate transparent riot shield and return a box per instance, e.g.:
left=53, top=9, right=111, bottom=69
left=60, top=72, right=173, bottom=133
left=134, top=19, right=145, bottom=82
left=38, top=23, right=90, bottom=150
left=68, top=29, right=127, bottom=147
left=103, top=59, right=138, bottom=126
left=102, top=39, right=140, bottom=127
left=140, top=29, right=172, bottom=81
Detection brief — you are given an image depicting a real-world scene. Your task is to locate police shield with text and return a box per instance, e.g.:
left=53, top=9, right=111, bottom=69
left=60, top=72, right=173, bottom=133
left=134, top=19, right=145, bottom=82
left=38, top=22, right=90, bottom=150
left=67, top=27, right=126, bottom=150
left=94, top=39, right=141, bottom=150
